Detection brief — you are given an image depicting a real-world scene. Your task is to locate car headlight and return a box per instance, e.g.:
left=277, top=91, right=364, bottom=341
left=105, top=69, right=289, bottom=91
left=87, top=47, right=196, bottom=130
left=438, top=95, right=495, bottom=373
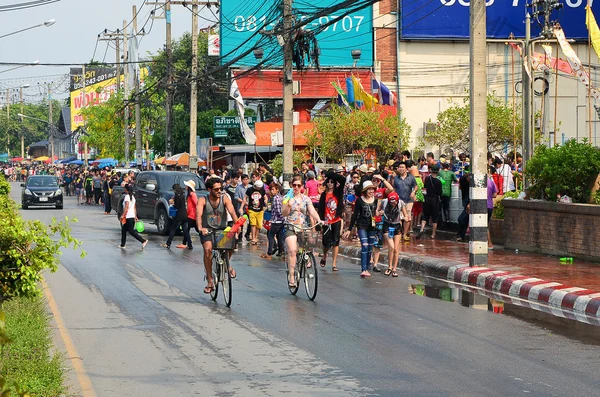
left=55, top=188, right=62, bottom=196
left=24, top=188, right=32, bottom=195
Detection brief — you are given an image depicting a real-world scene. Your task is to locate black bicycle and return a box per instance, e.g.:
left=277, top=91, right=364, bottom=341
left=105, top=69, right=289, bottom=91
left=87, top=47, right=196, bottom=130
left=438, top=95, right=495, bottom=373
left=207, top=230, right=236, bottom=307
left=286, top=223, right=321, bottom=301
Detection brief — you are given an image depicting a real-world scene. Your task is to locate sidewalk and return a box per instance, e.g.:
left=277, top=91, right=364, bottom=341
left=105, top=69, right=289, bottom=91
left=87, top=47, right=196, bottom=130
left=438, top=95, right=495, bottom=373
left=261, top=228, right=600, bottom=320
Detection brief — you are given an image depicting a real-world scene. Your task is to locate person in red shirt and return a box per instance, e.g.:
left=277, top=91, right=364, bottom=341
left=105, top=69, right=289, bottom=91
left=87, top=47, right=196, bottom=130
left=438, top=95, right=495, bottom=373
left=181, top=180, right=199, bottom=247
left=318, top=171, right=346, bottom=271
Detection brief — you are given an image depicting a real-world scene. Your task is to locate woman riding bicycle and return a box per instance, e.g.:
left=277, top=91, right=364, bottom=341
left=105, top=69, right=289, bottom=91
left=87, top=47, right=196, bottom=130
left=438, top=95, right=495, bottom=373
left=282, top=175, right=323, bottom=288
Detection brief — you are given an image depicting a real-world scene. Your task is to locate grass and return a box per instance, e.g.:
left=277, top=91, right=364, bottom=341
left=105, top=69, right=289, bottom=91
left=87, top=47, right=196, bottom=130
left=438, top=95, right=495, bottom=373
left=0, top=295, right=68, bottom=397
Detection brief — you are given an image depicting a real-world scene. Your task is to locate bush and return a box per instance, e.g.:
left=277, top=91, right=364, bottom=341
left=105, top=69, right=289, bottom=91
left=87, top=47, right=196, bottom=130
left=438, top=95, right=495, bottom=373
left=1, top=297, right=66, bottom=396
left=526, top=140, right=600, bottom=203
left=0, top=186, right=85, bottom=302
left=492, top=191, right=521, bottom=219
left=269, top=151, right=307, bottom=179
left=0, top=178, right=10, bottom=195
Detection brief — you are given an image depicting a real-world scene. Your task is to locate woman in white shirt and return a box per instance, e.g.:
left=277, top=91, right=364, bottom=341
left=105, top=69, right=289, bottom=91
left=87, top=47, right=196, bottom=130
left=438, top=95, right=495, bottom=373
left=498, top=159, right=515, bottom=193
left=119, top=184, right=148, bottom=249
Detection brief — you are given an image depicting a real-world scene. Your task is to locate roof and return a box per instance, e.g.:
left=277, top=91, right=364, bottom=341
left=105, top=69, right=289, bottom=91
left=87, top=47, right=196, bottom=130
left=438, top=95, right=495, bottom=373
left=58, top=107, right=72, bottom=133
left=29, top=140, right=49, bottom=148
left=216, top=145, right=283, bottom=154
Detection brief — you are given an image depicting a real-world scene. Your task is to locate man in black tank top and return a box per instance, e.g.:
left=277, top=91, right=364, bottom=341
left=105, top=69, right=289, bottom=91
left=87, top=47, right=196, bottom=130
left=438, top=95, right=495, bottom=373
left=196, top=177, right=239, bottom=294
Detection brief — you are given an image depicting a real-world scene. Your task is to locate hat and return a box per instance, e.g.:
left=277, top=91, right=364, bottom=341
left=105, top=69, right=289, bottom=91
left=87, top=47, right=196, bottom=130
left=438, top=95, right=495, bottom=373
left=254, top=180, right=264, bottom=189
left=361, top=180, right=375, bottom=192
left=336, top=165, right=345, bottom=173
left=387, top=160, right=395, bottom=167
left=368, top=167, right=376, bottom=173
left=359, top=164, right=368, bottom=173
left=201, top=166, right=207, bottom=170
left=388, top=192, right=399, bottom=201
left=183, top=180, right=196, bottom=190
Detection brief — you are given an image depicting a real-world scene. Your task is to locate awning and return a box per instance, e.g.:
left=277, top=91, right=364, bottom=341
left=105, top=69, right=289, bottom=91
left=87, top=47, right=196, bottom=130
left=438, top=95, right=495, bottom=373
left=11, top=157, right=23, bottom=162
left=215, top=145, right=283, bottom=154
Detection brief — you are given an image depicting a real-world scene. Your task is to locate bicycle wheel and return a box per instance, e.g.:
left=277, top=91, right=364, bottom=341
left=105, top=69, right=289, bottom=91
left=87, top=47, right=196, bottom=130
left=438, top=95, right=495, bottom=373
left=210, top=253, right=219, bottom=301
left=221, top=252, right=232, bottom=307
left=303, top=252, right=318, bottom=301
left=287, top=254, right=300, bottom=295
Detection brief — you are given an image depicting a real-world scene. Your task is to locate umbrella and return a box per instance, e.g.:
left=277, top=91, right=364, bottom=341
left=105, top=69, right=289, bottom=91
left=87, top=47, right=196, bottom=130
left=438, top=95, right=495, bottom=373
left=34, top=156, right=49, bottom=162
left=11, top=157, right=23, bottom=162
left=164, top=152, right=189, bottom=166
left=44, top=156, right=58, bottom=164
left=154, top=156, right=165, bottom=165
left=60, top=156, right=77, bottom=164
left=68, top=159, right=84, bottom=166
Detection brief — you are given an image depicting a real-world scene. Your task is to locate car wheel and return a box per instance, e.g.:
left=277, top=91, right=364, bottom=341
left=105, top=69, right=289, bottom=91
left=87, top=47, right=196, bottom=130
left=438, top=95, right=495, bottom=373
left=156, top=207, right=169, bottom=236
left=22, top=204, right=28, bottom=210
left=56, top=205, right=63, bottom=210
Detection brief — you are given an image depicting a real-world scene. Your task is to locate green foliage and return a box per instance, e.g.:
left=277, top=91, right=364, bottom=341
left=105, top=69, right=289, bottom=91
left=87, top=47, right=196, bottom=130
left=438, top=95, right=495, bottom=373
left=425, top=95, right=523, bottom=153
left=0, top=179, right=10, bottom=195
left=492, top=190, right=521, bottom=219
left=0, top=194, right=85, bottom=302
left=269, top=151, right=307, bottom=178
left=1, top=297, right=66, bottom=397
left=306, top=104, right=411, bottom=162
left=526, top=139, right=600, bottom=203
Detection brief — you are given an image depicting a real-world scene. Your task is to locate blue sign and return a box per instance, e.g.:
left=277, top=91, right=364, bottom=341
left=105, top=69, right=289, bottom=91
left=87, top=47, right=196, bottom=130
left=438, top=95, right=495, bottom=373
left=401, top=0, right=599, bottom=40
left=220, top=0, right=373, bottom=67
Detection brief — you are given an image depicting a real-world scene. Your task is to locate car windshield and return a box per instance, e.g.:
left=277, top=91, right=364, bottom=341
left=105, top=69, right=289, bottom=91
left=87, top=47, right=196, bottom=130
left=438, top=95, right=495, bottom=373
left=27, top=177, right=58, bottom=188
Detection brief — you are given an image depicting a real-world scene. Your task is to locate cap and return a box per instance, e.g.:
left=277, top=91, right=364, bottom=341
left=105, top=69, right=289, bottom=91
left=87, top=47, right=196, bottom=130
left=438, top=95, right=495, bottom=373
left=361, top=180, right=375, bottom=192
left=388, top=192, right=399, bottom=201
left=254, top=180, right=264, bottom=188
left=183, top=179, right=196, bottom=190
left=387, top=160, right=395, bottom=167
left=368, top=167, right=376, bottom=173
left=201, top=166, right=207, bottom=170
left=336, top=165, right=345, bottom=173
left=359, top=164, right=368, bottom=173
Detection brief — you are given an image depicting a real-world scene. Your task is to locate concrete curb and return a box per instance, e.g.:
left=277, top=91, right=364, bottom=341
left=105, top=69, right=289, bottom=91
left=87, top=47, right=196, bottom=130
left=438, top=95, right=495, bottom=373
left=259, top=229, right=600, bottom=321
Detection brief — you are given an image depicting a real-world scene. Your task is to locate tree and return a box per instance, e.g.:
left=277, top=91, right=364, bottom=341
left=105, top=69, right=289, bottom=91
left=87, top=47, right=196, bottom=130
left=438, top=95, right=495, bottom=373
left=423, top=94, right=523, bottom=153
left=305, top=104, right=411, bottom=163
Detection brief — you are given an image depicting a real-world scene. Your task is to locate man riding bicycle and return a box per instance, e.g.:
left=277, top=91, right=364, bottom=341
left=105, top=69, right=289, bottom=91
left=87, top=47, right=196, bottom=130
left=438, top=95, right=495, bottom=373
left=196, top=177, right=239, bottom=294
left=281, top=175, right=323, bottom=288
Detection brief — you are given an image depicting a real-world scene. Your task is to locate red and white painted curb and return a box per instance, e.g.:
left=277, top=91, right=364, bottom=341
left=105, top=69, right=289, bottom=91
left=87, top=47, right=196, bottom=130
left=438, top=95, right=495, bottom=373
left=447, top=265, right=600, bottom=325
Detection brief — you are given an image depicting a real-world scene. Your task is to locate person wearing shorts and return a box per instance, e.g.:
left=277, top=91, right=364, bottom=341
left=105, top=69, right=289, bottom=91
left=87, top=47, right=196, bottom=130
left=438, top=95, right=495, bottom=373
left=393, top=162, right=417, bottom=241
left=196, top=177, right=239, bottom=294
left=318, top=171, right=346, bottom=271
left=282, top=175, right=322, bottom=287
left=245, top=179, right=266, bottom=245
left=379, top=192, right=407, bottom=277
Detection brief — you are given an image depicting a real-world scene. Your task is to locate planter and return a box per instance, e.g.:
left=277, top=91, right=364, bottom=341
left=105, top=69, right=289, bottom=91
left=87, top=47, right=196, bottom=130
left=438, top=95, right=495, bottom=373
left=503, top=199, right=600, bottom=263
left=489, top=218, right=505, bottom=246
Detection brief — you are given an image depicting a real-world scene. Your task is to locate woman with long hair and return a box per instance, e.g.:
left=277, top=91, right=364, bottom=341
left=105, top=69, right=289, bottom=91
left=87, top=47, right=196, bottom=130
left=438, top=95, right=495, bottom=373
left=377, top=192, right=407, bottom=277
left=282, top=175, right=322, bottom=287
left=119, top=184, right=148, bottom=249
left=343, top=180, right=378, bottom=277
left=318, top=171, right=346, bottom=271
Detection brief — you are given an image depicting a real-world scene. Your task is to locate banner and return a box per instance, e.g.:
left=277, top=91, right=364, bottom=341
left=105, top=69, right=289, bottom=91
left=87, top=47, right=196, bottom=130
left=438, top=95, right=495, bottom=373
left=555, top=26, right=600, bottom=100
left=208, top=34, right=220, bottom=56
left=586, top=5, right=600, bottom=60
left=230, top=77, right=257, bottom=145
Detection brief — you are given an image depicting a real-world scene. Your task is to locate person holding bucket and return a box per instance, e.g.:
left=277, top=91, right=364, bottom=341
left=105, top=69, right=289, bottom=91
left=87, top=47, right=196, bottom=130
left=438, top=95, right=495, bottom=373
left=119, top=184, right=148, bottom=249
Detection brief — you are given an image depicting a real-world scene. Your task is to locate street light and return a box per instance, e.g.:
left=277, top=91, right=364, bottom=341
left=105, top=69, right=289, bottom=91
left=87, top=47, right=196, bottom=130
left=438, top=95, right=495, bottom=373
left=0, top=61, right=39, bottom=75
left=351, top=49, right=361, bottom=67
left=5, top=84, right=30, bottom=159
left=0, top=19, right=56, bottom=40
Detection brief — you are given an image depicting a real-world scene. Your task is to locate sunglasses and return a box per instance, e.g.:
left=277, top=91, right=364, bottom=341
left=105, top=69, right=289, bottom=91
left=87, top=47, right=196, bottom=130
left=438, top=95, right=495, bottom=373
left=292, top=183, right=302, bottom=187
left=211, top=187, right=222, bottom=192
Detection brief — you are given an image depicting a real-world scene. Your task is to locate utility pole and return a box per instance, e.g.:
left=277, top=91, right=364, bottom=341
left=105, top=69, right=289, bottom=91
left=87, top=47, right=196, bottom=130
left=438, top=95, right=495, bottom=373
left=523, top=13, right=532, bottom=170
left=99, top=30, right=122, bottom=90
left=123, top=19, right=130, bottom=165
left=165, top=0, right=173, bottom=158
left=282, top=0, right=294, bottom=187
left=189, top=0, right=199, bottom=170
left=469, top=0, right=488, bottom=267
left=20, top=87, right=24, bottom=159
left=48, top=83, right=54, bottom=162
left=83, top=64, right=89, bottom=167
left=133, top=5, right=143, bottom=168
left=6, top=89, right=10, bottom=158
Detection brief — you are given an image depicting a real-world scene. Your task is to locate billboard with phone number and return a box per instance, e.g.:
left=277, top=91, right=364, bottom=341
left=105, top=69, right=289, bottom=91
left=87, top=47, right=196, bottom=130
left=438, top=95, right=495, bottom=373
left=220, top=0, right=373, bottom=67
left=401, top=0, right=599, bottom=40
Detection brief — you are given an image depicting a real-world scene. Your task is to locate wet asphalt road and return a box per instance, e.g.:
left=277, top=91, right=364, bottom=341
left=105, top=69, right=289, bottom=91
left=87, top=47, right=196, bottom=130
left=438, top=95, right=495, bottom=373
left=11, top=183, right=600, bottom=397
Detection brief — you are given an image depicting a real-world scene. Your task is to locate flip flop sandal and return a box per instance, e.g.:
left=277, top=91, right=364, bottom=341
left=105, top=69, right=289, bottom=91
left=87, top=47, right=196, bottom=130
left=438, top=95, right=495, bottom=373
left=229, top=268, right=237, bottom=279
left=203, top=285, right=214, bottom=294
left=260, top=254, right=272, bottom=259
left=332, top=265, right=339, bottom=271
left=384, top=268, right=392, bottom=276
left=320, top=259, right=326, bottom=267
left=392, top=271, right=399, bottom=277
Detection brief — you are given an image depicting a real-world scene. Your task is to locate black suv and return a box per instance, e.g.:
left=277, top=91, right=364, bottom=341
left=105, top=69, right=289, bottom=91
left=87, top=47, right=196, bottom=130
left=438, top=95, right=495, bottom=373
left=21, top=175, right=63, bottom=209
left=111, top=171, right=207, bottom=235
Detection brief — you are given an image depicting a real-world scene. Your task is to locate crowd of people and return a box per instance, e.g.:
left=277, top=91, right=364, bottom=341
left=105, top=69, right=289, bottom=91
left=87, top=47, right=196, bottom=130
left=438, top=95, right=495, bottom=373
left=1, top=150, right=521, bottom=292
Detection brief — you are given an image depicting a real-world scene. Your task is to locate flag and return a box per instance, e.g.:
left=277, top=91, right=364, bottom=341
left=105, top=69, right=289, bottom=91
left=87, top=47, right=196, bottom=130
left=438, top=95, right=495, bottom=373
left=345, top=77, right=355, bottom=104
left=586, top=5, right=600, bottom=61
left=352, top=75, right=378, bottom=109
left=371, top=75, right=397, bottom=106
left=230, top=77, right=257, bottom=145
left=331, top=81, right=350, bottom=108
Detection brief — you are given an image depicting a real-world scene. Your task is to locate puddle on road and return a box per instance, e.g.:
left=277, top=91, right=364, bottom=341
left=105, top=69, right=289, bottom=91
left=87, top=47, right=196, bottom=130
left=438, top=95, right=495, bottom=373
left=409, top=280, right=600, bottom=346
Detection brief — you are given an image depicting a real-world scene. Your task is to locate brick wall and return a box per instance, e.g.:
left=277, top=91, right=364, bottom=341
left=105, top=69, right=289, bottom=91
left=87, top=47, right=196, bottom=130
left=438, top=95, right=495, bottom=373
left=376, top=28, right=397, bottom=82
left=379, top=0, right=397, bottom=15
left=504, top=200, right=600, bottom=262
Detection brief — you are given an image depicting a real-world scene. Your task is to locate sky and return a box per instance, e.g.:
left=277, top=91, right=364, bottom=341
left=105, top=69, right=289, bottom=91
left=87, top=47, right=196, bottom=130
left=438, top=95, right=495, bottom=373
left=0, top=0, right=216, bottom=101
